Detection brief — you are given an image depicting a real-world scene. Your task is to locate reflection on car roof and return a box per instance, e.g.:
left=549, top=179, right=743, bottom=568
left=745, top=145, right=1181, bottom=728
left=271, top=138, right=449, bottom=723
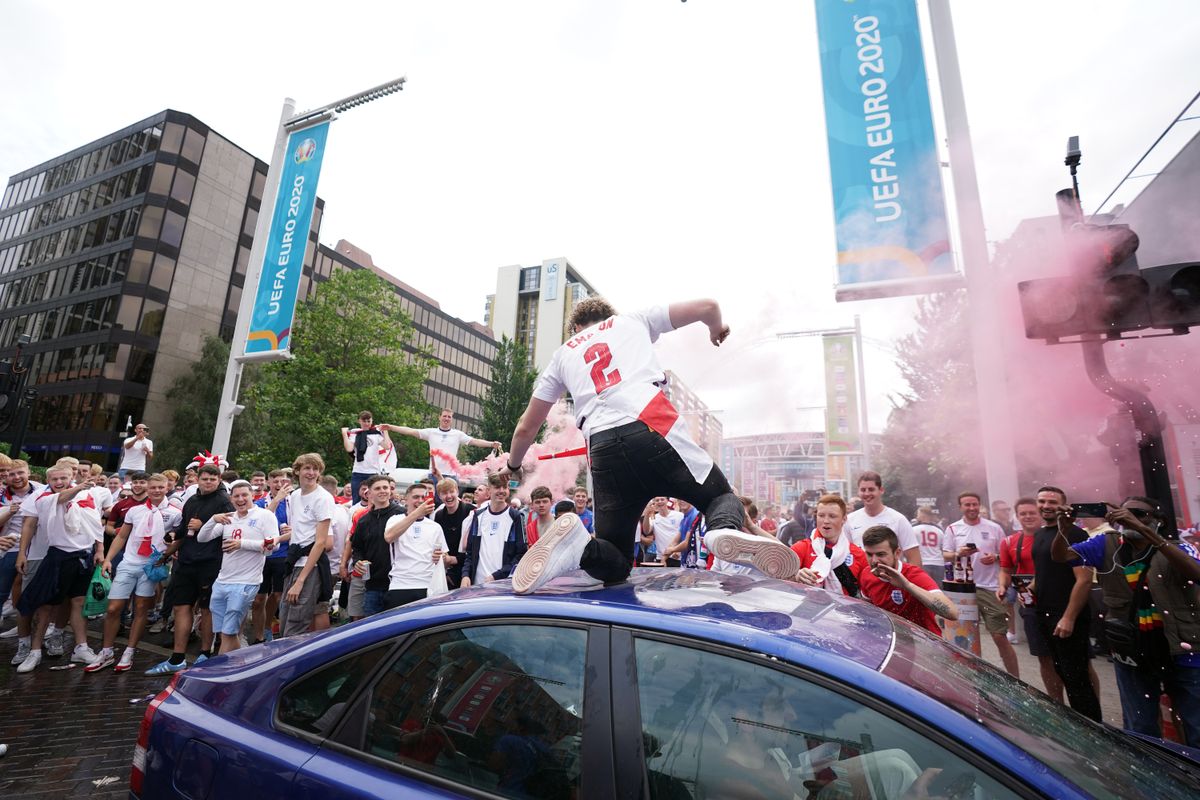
left=444, top=568, right=895, bottom=671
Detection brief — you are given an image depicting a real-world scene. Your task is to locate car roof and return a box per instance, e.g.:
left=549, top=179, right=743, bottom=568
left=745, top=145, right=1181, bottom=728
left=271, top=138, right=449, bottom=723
left=412, top=568, right=897, bottom=670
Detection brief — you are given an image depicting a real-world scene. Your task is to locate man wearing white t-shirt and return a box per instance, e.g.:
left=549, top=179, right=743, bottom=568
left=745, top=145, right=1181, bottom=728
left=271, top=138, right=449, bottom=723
left=387, top=408, right=502, bottom=479
left=89, top=474, right=182, bottom=673
left=278, top=453, right=335, bottom=638
left=13, top=465, right=103, bottom=673
left=943, top=491, right=1019, bottom=677
left=461, top=476, right=526, bottom=588
left=501, top=297, right=799, bottom=593
left=197, top=481, right=279, bottom=653
left=844, top=472, right=920, bottom=565
left=641, top=497, right=684, bottom=565
left=119, top=423, right=153, bottom=479
left=382, top=483, right=446, bottom=608
left=341, top=411, right=395, bottom=502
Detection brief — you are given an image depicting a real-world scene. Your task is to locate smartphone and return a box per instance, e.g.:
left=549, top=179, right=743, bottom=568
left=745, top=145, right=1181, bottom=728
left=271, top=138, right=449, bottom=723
left=965, top=543, right=977, bottom=551
left=425, top=491, right=436, bottom=504
left=1071, top=502, right=1108, bottom=519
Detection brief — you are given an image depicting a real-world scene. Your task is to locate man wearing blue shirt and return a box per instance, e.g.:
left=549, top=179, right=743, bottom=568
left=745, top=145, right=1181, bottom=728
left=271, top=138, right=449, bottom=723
left=571, top=487, right=594, bottom=534
left=1053, top=495, right=1200, bottom=745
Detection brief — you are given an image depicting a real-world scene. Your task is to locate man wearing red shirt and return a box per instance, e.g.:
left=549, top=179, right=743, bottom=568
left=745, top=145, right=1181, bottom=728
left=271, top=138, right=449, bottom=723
left=792, top=495, right=868, bottom=597
left=859, top=526, right=958, bottom=636
left=998, top=497, right=1064, bottom=702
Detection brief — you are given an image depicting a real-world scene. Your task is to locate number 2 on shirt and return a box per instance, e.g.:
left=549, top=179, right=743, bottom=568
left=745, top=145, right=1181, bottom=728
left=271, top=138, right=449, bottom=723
left=584, top=343, right=622, bottom=393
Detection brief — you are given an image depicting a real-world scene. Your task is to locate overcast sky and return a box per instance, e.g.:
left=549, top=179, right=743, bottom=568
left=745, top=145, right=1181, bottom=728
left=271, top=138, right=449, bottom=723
left=1, top=1, right=1195, bottom=437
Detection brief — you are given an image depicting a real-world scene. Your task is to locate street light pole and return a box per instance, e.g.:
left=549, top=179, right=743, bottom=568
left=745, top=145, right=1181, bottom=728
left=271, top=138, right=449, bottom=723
left=212, top=76, right=406, bottom=458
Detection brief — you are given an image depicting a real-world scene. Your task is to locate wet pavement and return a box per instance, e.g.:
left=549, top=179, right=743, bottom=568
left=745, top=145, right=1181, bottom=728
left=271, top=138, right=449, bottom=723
left=0, top=617, right=200, bottom=799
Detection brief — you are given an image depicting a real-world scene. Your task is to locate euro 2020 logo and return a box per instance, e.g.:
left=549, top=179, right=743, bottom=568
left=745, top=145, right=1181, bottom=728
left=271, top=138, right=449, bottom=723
left=294, top=138, right=317, bottom=164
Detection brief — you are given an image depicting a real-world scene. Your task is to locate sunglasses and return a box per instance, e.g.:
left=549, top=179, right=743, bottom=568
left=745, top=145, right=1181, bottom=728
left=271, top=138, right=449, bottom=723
left=1126, top=507, right=1155, bottom=519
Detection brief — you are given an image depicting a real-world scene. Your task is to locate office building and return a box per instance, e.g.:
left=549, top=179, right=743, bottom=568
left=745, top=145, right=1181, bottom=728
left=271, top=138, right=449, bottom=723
left=487, top=258, right=598, bottom=369
left=0, top=110, right=495, bottom=466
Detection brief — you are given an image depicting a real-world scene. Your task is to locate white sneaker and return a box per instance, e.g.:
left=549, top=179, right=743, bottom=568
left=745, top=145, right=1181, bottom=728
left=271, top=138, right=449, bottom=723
left=512, top=513, right=592, bottom=595
left=1, top=600, right=14, bottom=619
left=72, top=643, right=98, bottom=664
left=16, top=649, right=41, bottom=673
left=704, top=529, right=800, bottom=580
left=10, top=639, right=30, bottom=665
left=0, top=626, right=19, bottom=639
left=84, top=648, right=115, bottom=673
left=115, top=647, right=136, bottom=673
left=1006, top=631, right=1020, bottom=645
left=44, top=628, right=64, bottom=657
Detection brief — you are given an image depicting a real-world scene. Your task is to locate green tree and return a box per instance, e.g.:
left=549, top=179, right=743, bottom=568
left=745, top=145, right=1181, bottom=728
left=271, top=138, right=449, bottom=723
left=238, top=269, right=435, bottom=475
left=877, top=291, right=986, bottom=517
left=157, top=336, right=256, bottom=471
left=463, top=335, right=540, bottom=461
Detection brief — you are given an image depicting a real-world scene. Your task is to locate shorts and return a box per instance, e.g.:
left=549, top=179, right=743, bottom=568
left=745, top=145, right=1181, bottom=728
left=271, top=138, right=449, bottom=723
left=1019, top=604, right=1051, bottom=657
left=347, top=577, right=366, bottom=617
left=16, top=548, right=92, bottom=615
left=209, top=582, right=259, bottom=635
left=109, top=558, right=157, bottom=600
left=258, top=558, right=288, bottom=595
left=22, top=557, right=43, bottom=590
left=164, top=560, right=221, bottom=610
left=279, top=565, right=320, bottom=637
left=975, top=588, right=1010, bottom=636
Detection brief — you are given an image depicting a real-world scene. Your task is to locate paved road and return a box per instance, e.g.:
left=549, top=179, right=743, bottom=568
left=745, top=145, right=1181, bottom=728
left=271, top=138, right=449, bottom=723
left=0, top=609, right=1129, bottom=799
left=0, top=619, right=194, bottom=799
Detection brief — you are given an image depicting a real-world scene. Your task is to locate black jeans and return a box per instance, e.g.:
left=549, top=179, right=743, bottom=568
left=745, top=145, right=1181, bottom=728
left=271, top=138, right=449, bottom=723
left=583, top=422, right=743, bottom=584
left=385, top=588, right=427, bottom=610
left=1037, top=607, right=1103, bottom=722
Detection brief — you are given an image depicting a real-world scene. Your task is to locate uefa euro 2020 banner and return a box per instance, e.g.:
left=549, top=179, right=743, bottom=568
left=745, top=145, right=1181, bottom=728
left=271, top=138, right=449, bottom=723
left=244, top=121, right=330, bottom=358
left=814, top=0, right=959, bottom=301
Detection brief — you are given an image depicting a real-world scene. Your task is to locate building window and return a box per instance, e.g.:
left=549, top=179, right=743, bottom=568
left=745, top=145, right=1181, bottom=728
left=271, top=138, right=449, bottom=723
left=519, top=265, right=540, bottom=292
left=516, top=293, right=538, bottom=361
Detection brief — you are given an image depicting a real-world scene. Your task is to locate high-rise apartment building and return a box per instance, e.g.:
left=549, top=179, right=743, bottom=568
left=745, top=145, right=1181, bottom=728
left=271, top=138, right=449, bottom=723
left=487, top=258, right=598, bottom=369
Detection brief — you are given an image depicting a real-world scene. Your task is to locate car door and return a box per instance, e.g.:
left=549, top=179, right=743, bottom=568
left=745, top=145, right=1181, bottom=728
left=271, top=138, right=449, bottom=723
left=613, top=628, right=1038, bottom=800
left=289, top=619, right=613, bottom=800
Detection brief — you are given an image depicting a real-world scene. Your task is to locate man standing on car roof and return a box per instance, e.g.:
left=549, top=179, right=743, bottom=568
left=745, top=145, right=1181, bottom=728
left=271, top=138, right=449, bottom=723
left=500, top=297, right=798, bottom=594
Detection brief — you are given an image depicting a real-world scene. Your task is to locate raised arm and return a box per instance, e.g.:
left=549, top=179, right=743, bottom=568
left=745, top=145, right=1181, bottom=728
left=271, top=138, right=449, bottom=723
left=667, top=299, right=730, bottom=346
left=505, top=398, right=555, bottom=474
left=340, top=428, right=355, bottom=453
left=382, top=424, right=421, bottom=439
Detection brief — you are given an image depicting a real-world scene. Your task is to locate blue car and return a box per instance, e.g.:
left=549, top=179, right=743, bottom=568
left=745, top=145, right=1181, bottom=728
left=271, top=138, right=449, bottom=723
left=132, top=570, right=1200, bottom=799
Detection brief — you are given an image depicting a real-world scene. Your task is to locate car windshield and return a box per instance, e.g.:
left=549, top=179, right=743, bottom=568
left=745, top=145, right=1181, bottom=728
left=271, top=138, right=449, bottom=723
left=882, top=622, right=1200, bottom=799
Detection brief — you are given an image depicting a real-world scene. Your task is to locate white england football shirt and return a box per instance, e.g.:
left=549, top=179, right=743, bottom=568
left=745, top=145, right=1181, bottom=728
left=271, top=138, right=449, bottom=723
left=288, top=486, right=335, bottom=567
left=945, top=517, right=1006, bottom=589
left=122, top=499, right=183, bottom=564
left=2, top=482, right=43, bottom=542
left=386, top=517, right=447, bottom=590
left=198, top=506, right=280, bottom=584
left=650, top=510, right=684, bottom=555
left=419, top=427, right=473, bottom=475
left=20, top=489, right=54, bottom=560
left=472, top=506, right=515, bottom=583
left=533, top=306, right=675, bottom=438
left=912, top=523, right=948, bottom=567
left=845, top=505, right=919, bottom=553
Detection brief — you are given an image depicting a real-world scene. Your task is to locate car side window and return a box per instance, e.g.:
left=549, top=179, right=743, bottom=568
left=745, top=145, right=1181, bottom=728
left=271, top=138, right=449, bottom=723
left=634, top=637, right=1023, bottom=800
left=278, top=643, right=391, bottom=736
left=358, top=624, right=587, bottom=799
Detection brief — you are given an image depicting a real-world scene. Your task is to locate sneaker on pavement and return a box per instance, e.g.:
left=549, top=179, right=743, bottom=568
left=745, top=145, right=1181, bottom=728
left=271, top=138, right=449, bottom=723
left=16, top=649, right=42, bottom=674
left=115, top=648, right=136, bottom=673
left=193, top=653, right=208, bottom=666
left=1006, top=631, right=1020, bottom=645
left=704, top=529, right=800, bottom=580
left=144, top=659, right=188, bottom=676
left=264, top=629, right=273, bottom=643
left=512, top=513, right=592, bottom=595
left=0, top=626, right=19, bottom=639
left=148, top=619, right=166, bottom=634
left=72, top=644, right=99, bottom=664
left=84, top=649, right=115, bottom=673
left=44, top=629, right=64, bottom=658
left=10, top=639, right=30, bottom=665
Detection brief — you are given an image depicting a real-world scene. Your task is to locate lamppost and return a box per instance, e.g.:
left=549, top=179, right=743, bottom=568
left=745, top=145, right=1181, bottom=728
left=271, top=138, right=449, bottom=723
left=212, top=76, right=407, bottom=458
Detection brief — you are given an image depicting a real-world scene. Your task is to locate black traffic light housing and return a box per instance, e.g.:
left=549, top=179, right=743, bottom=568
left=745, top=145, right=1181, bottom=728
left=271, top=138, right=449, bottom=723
left=1146, top=262, right=1200, bottom=334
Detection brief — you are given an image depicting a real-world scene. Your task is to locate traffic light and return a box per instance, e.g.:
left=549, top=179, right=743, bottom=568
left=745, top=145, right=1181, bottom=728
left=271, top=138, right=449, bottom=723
left=1146, top=263, right=1200, bottom=333
left=1018, top=222, right=1148, bottom=341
